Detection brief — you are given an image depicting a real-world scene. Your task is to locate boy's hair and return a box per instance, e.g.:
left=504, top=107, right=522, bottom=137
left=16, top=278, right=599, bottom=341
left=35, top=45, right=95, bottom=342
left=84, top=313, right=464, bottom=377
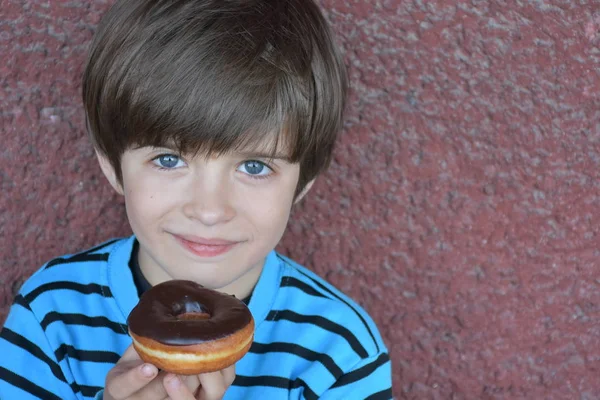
left=82, top=0, right=348, bottom=197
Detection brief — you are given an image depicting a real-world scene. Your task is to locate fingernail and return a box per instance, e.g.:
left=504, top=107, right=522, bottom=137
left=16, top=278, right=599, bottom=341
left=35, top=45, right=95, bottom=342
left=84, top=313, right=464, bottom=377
left=141, top=364, right=156, bottom=378
left=167, top=374, right=181, bottom=388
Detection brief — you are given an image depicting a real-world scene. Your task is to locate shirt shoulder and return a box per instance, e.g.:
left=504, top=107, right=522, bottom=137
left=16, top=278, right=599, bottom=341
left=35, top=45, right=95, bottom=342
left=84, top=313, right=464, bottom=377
left=13, top=236, right=134, bottom=349
left=272, top=253, right=387, bottom=359
left=2, top=238, right=133, bottom=399
left=18, top=238, right=124, bottom=298
left=15, top=237, right=132, bottom=333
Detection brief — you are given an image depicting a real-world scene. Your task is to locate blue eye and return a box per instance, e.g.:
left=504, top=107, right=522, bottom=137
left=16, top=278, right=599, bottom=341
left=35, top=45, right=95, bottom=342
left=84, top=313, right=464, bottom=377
left=238, top=160, right=272, bottom=177
left=153, top=154, right=184, bottom=169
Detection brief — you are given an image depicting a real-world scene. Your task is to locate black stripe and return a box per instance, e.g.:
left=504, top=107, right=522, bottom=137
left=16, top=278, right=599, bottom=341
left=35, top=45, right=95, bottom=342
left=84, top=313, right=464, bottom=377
left=233, top=375, right=317, bottom=400
left=40, top=312, right=128, bottom=335
left=278, top=254, right=381, bottom=353
left=80, top=384, right=104, bottom=398
left=331, top=353, right=390, bottom=388
left=266, top=310, right=368, bottom=358
left=280, top=277, right=328, bottom=299
left=24, top=282, right=113, bottom=304
left=0, top=366, right=62, bottom=400
left=42, top=239, right=118, bottom=270
left=79, top=239, right=120, bottom=256
left=46, top=253, right=109, bottom=269
left=366, top=387, right=393, bottom=400
left=12, top=294, right=30, bottom=310
left=0, top=328, right=69, bottom=385
left=55, top=344, right=121, bottom=363
left=250, top=341, right=343, bottom=378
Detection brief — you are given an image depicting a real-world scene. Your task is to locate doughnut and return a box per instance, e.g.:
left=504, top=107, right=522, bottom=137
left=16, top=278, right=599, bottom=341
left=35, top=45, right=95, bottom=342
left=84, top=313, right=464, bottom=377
left=127, top=279, right=255, bottom=375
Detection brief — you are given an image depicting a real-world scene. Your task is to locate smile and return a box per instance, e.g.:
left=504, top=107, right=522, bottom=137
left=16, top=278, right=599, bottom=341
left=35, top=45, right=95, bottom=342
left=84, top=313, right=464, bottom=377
left=173, top=234, right=239, bottom=258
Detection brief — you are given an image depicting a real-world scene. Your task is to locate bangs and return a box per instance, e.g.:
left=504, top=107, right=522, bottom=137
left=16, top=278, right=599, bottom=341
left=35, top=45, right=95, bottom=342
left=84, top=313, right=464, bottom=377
left=123, top=70, right=303, bottom=161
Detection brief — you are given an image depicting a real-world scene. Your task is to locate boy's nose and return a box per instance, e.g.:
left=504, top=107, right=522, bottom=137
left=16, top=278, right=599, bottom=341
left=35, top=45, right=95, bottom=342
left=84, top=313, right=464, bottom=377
left=181, top=179, right=236, bottom=226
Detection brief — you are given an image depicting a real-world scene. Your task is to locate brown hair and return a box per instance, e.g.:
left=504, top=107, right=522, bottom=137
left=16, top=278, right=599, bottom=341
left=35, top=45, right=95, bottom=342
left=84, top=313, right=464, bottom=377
left=83, top=0, right=348, bottom=197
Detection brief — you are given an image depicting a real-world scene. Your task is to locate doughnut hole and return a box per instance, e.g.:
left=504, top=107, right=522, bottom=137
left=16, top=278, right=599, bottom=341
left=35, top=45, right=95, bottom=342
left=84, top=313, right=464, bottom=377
left=177, top=312, right=211, bottom=320
left=172, top=300, right=211, bottom=321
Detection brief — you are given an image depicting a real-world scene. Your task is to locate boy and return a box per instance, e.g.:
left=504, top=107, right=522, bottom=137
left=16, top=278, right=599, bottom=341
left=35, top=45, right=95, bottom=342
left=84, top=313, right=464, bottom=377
left=0, top=0, right=392, bottom=398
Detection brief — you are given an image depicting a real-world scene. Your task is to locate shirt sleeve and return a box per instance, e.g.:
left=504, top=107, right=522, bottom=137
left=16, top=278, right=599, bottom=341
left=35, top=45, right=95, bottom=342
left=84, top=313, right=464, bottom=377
left=0, top=296, right=78, bottom=400
left=318, top=352, right=393, bottom=400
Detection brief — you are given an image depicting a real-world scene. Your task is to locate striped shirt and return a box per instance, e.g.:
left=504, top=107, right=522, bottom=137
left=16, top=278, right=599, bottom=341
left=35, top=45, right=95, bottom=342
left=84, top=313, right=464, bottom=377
left=0, top=236, right=392, bottom=399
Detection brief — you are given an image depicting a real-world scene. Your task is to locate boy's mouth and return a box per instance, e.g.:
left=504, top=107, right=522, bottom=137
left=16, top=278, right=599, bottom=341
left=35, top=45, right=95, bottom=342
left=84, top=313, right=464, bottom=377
left=172, top=234, right=240, bottom=258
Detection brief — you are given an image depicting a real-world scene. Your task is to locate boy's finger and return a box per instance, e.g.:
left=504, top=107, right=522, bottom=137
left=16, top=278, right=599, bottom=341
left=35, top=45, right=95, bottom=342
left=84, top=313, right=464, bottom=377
left=197, top=371, right=228, bottom=400
left=163, top=374, right=196, bottom=400
left=105, top=362, right=158, bottom=399
left=221, top=364, right=236, bottom=387
left=181, top=374, right=201, bottom=395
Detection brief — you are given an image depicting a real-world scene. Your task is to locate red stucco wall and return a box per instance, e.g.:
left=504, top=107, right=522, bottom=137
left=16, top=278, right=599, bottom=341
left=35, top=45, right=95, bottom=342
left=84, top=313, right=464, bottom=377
left=2, top=0, right=600, bottom=398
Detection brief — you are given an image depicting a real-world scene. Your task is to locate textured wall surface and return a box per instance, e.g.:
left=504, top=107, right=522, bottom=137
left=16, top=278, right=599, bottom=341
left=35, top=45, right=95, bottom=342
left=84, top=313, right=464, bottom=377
left=2, top=0, right=600, bottom=398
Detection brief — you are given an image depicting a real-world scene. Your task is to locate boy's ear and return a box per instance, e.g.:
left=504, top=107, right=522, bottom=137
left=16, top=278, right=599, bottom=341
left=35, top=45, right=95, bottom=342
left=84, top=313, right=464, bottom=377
left=95, top=151, right=124, bottom=195
left=294, top=179, right=315, bottom=205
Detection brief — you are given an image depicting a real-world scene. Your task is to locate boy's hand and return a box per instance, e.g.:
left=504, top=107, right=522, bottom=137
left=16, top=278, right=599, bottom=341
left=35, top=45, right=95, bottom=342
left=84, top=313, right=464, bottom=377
left=103, top=345, right=236, bottom=400
left=163, top=366, right=236, bottom=400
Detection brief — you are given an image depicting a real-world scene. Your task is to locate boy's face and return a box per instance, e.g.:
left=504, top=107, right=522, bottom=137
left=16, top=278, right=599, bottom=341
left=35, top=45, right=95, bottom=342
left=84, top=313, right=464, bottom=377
left=98, top=141, right=312, bottom=299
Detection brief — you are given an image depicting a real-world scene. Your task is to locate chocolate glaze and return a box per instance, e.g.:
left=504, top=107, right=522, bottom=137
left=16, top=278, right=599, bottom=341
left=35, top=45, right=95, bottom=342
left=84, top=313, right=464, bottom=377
left=127, top=280, right=253, bottom=346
